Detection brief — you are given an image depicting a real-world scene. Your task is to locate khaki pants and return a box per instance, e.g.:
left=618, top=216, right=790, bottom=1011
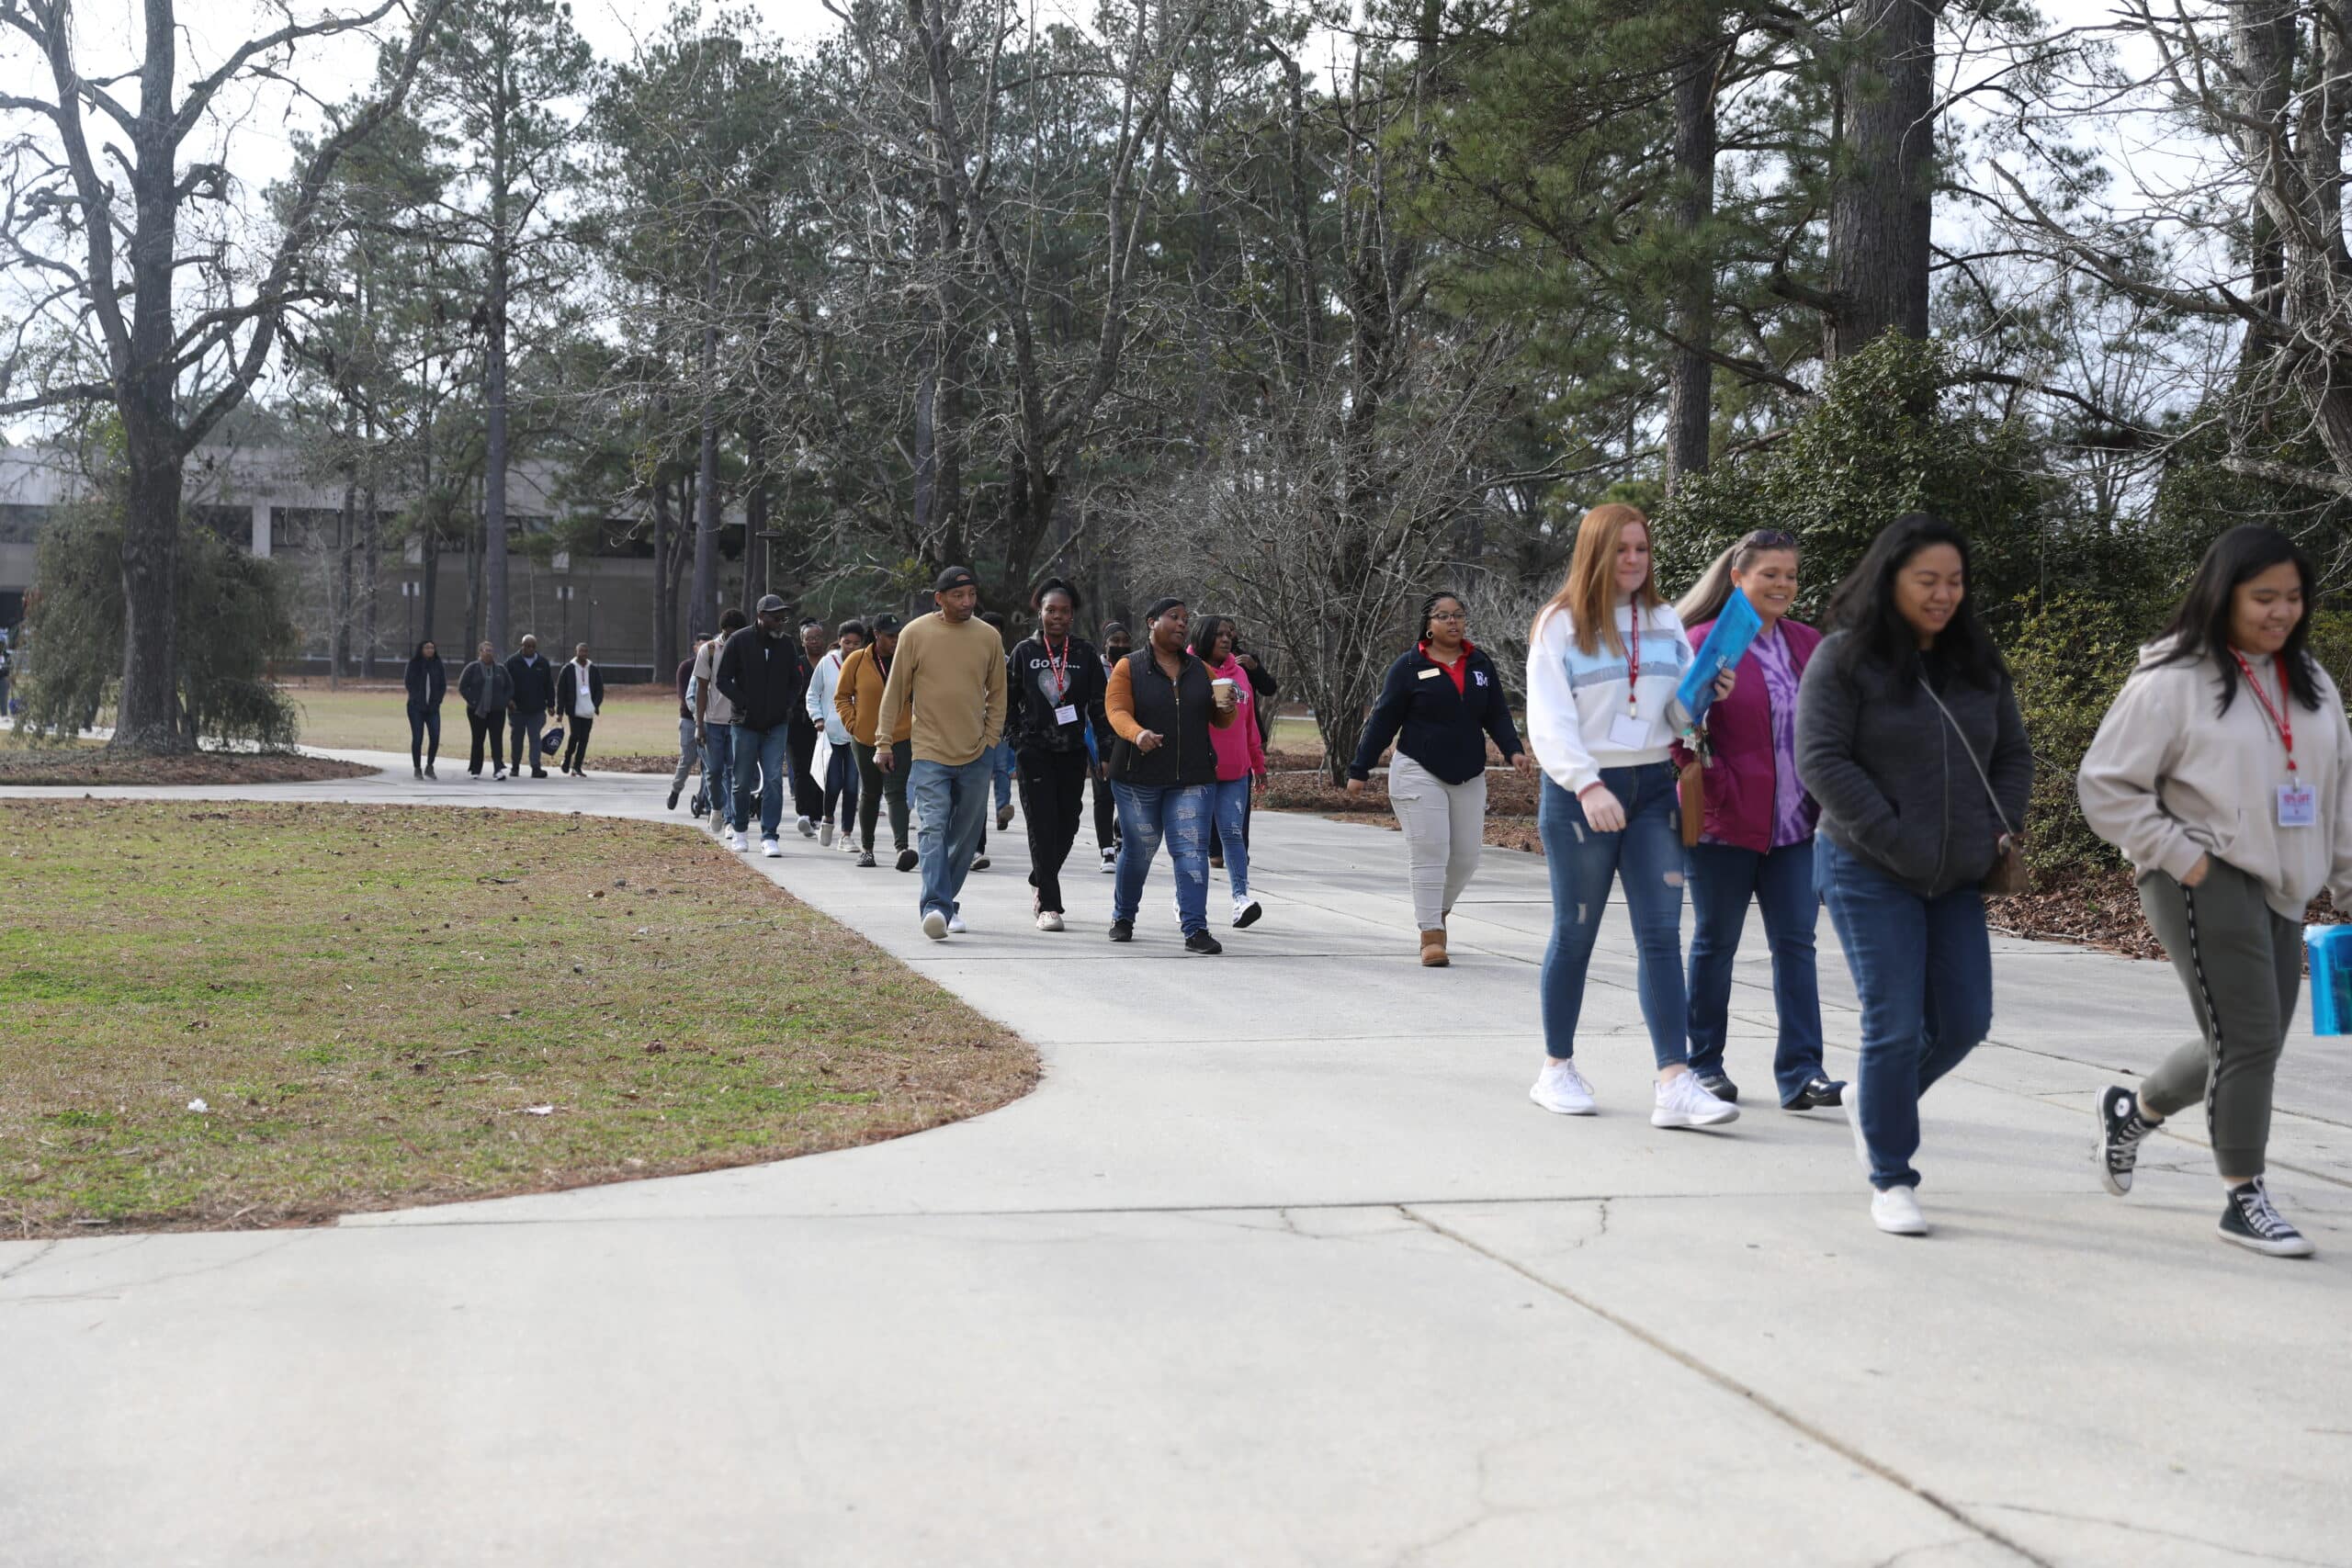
left=1388, top=753, right=1485, bottom=931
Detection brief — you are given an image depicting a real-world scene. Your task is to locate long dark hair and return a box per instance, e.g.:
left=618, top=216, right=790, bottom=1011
left=2154, top=525, right=2321, bottom=714
left=409, top=639, right=439, bottom=667
left=1188, top=614, right=1237, bottom=664
left=1824, top=513, right=2004, bottom=691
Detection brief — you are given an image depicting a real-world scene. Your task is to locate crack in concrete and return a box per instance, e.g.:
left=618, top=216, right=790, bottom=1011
left=1967, top=1501, right=2345, bottom=1566
left=0, top=1240, right=61, bottom=1283
left=0, top=1235, right=300, bottom=1306
left=1869, top=1535, right=1988, bottom=1568
left=1394, top=1203, right=2056, bottom=1568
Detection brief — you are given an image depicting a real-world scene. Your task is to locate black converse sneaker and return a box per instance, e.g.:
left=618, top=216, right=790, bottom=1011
left=2219, top=1179, right=2316, bottom=1258
left=2094, top=1085, right=2156, bottom=1197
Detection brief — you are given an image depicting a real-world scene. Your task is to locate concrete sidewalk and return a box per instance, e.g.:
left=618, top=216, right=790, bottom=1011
left=2, top=753, right=2347, bottom=1566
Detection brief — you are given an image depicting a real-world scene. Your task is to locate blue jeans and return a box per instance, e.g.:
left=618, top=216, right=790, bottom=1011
left=1537, top=763, right=1689, bottom=1069
left=1208, top=777, right=1252, bottom=899
left=731, top=722, right=791, bottom=839
left=1815, top=835, right=1993, bottom=1190
left=992, top=739, right=1016, bottom=809
left=909, top=755, right=992, bottom=919
left=702, top=723, right=735, bottom=826
left=1112, top=781, right=1212, bottom=934
left=1686, top=839, right=1827, bottom=1103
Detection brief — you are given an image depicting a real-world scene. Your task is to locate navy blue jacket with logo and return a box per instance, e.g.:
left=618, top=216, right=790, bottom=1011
left=1349, top=642, right=1523, bottom=785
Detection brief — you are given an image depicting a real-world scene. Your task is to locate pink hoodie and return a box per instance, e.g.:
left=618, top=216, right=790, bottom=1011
left=1204, top=652, right=1268, bottom=783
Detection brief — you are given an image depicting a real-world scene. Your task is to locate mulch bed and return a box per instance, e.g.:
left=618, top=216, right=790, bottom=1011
left=0, top=749, right=374, bottom=786
left=580, top=752, right=684, bottom=775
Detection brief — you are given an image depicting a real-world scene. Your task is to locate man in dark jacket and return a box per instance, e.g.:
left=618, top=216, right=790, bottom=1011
left=504, top=634, right=557, bottom=779
left=555, top=643, right=605, bottom=777
left=717, top=593, right=807, bottom=854
left=786, top=617, right=828, bottom=834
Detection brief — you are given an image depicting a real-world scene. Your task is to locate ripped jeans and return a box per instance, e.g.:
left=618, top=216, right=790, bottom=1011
left=1111, top=780, right=1213, bottom=935
left=1537, top=762, right=1690, bottom=1069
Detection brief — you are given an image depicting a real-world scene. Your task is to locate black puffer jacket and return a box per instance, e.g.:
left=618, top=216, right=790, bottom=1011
left=1005, top=635, right=1109, bottom=754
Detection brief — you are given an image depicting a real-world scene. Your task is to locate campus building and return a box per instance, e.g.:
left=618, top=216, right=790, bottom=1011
left=0, top=445, right=750, bottom=682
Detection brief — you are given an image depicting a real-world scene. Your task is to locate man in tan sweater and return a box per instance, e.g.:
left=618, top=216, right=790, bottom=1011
left=875, top=565, right=1007, bottom=939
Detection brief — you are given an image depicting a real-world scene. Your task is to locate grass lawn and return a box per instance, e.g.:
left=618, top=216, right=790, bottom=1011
left=0, top=800, right=1035, bottom=1236
left=289, top=681, right=688, bottom=759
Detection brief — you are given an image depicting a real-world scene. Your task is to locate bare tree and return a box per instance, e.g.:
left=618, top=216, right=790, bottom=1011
left=0, top=0, right=447, bottom=750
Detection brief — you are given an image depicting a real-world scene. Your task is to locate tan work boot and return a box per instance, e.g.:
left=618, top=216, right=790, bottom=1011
left=1419, top=929, right=1449, bottom=967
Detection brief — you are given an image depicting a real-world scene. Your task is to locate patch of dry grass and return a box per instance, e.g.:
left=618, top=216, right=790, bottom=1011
left=0, top=801, right=1035, bottom=1236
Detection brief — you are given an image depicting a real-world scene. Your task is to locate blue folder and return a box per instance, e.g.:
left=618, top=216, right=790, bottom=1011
left=1670, top=589, right=1762, bottom=734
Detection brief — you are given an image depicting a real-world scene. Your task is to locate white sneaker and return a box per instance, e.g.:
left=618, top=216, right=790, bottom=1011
left=1232, top=897, right=1262, bottom=929
left=1871, top=1186, right=1928, bottom=1235
left=1100, top=848, right=1116, bottom=873
left=725, top=829, right=746, bottom=852
left=761, top=838, right=782, bottom=858
left=1653, top=1071, right=1740, bottom=1129
left=947, top=913, right=967, bottom=934
left=797, top=816, right=817, bottom=839
left=1529, top=1059, right=1597, bottom=1115
left=922, top=909, right=949, bottom=941
left=1036, top=910, right=1065, bottom=931
left=820, top=819, right=835, bottom=847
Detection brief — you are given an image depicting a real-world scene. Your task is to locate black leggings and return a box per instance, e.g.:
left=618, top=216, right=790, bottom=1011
left=1092, top=766, right=1118, bottom=851
left=467, top=710, right=504, bottom=773
left=408, top=702, right=441, bottom=768
left=561, top=714, right=594, bottom=773
left=1019, top=748, right=1091, bottom=912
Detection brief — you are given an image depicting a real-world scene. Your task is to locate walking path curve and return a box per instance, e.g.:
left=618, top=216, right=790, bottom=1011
left=3, top=752, right=2347, bottom=1566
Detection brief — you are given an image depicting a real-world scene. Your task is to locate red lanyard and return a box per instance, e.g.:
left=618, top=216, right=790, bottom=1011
left=2232, top=649, right=2296, bottom=774
left=1043, top=635, right=1069, bottom=692
left=1623, top=610, right=1639, bottom=710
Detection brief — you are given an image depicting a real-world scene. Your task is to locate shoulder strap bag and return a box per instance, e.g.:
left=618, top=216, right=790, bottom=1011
left=1918, top=677, right=2028, bottom=897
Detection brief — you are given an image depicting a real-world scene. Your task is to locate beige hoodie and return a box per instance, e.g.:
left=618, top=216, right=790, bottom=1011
left=2077, top=639, right=2352, bottom=919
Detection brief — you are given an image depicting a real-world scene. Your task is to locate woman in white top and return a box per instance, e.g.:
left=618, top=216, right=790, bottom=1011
left=2078, top=525, right=2352, bottom=1258
left=555, top=643, right=603, bottom=777
left=806, top=620, right=866, bottom=850
left=1526, top=503, right=1738, bottom=1128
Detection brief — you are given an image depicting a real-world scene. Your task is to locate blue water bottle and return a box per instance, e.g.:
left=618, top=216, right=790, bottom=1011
left=2306, top=925, right=2352, bottom=1035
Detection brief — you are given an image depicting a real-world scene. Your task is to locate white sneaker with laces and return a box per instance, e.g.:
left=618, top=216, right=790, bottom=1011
left=947, top=913, right=967, bottom=934
left=1232, top=897, right=1262, bottom=929
left=1653, top=1071, right=1741, bottom=1129
left=797, top=816, right=817, bottom=839
left=1035, top=910, right=1065, bottom=931
left=1871, top=1186, right=1928, bottom=1235
left=725, top=829, right=746, bottom=852
left=922, top=909, right=949, bottom=941
left=1529, top=1059, right=1597, bottom=1115
left=761, top=838, right=782, bottom=858
left=820, top=819, right=835, bottom=847
left=1100, top=848, right=1116, bottom=873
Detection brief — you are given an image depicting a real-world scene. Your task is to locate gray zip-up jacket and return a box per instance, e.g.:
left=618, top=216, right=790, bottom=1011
left=1795, top=630, right=2032, bottom=898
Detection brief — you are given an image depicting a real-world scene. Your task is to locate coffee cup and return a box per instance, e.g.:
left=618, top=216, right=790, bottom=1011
left=1211, top=677, right=1238, bottom=711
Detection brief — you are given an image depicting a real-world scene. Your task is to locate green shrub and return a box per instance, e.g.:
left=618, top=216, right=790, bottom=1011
left=2004, top=594, right=2143, bottom=880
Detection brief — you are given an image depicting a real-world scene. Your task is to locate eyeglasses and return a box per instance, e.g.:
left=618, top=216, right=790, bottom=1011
left=1428, top=610, right=1467, bottom=622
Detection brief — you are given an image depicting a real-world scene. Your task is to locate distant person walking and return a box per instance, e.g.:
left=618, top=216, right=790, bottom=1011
left=1104, top=597, right=1240, bottom=953
left=505, top=634, right=556, bottom=779
left=1235, top=636, right=1280, bottom=750
left=874, top=568, right=1007, bottom=939
left=1524, top=502, right=1736, bottom=1130
left=1798, top=513, right=2030, bottom=1238
left=404, top=639, right=447, bottom=781
left=718, top=594, right=808, bottom=858
left=837, top=613, right=914, bottom=871
left=786, top=618, right=828, bottom=838
left=983, top=611, right=1019, bottom=838
left=1348, top=592, right=1531, bottom=966
left=0, top=631, right=17, bottom=721
left=1092, top=622, right=1132, bottom=873
left=556, top=644, right=604, bottom=776
left=808, top=619, right=866, bottom=850
left=1190, top=614, right=1271, bottom=930
left=669, top=637, right=701, bottom=811
left=1006, top=580, right=1108, bottom=931
left=1672, top=533, right=1845, bottom=1112
left=2078, top=525, right=2346, bottom=1258
left=458, top=639, right=514, bottom=781
left=695, top=607, right=749, bottom=838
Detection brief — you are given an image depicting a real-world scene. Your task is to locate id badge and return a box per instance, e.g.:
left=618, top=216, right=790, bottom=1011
left=1054, top=704, right=1080, bottom=727
left=1607, top=711, right=1650, bottom=750
left=2278, top=784, right=2316, bottom=828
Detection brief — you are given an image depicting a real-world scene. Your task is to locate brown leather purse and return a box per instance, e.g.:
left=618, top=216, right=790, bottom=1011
left=1678, top=740, right=1707, bottom=849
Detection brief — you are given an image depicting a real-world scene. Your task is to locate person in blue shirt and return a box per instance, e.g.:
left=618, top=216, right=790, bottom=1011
left=1347, top=591, right=1532, bottom=966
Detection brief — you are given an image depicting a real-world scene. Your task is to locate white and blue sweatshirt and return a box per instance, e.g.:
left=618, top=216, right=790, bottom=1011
left=1525, top=599, right=1692, bottom=796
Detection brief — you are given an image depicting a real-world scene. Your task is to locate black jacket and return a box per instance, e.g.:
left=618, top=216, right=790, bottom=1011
left=557, top=660, right=605, bottom=716
left=786, top=649, right=820, bottom=739
left=404, top=655, right=447, bottom=709
left=1350, top=644, right=1521, bottom=785
left=458, top=659, right=514, bottom=716
left=1005, top=635, right=1109, bottom=754
left=715, top=626, right=805, bottom=732
left=1795, top=631, right=2034, bottom=898
left=1108, top=647, right=1225, bottom=788
left=506, top=652, right=555, bottom=713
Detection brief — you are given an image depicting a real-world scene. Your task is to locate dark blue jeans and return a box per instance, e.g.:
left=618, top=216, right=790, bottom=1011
left=1111, top=781, right=1212, bottom=934
left=1814, top=835, right=1993, bottom=1190
left=702, top=722, right=735, bottom=827
left=1536, top=762, right=1689, bottom=1069
left=910, top=754, right=992, bottom=919
left=406, top=701, right=441, bottom=768
left=1685, top=839, right=1826, bottom=1104
left=731, top=721, right=791, bottom=839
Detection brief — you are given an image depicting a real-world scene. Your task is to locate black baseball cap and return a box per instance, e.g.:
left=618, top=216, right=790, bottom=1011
left=755, top=593, right=787, bottom=615
left=870, top=613, right=902, bottom=634
left=933, top=565, right=978, bottom=594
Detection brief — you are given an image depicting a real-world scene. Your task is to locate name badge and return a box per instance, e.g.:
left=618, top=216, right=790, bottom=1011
left=1607, top=711, right=1650, bottom=750
left=1054, top=705, right=1080, bottom=727
left=1417, top=667, right=1442, bottom=680
left=2278, top=784, right=2316, bottom=828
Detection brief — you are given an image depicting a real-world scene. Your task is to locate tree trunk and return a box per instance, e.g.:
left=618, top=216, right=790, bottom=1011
left=1826, top=0, right=1939, bottom=365
left=361, top=479, right=379, bottom=677
left=334, top=476, right=356, bottom=686
left=1665, top=35, right=1720, bottom=489
left=114, top=422, right=187, bottom=751
left=693, top=246, right=721, bottom=634
left=482, top=40, right=514, bottom=653
left=742, top=424, right=767, bottom=616
left=420, top=523, right=440, bottom=647
left=2234, top=0, right=2297, bottom=370
left=651, top=472, right=673, bottom=676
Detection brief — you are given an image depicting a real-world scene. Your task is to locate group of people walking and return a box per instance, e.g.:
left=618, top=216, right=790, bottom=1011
left=1439, top=500, right=2333, bottom=1258
left=403, top=634, right=608, bottom=781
